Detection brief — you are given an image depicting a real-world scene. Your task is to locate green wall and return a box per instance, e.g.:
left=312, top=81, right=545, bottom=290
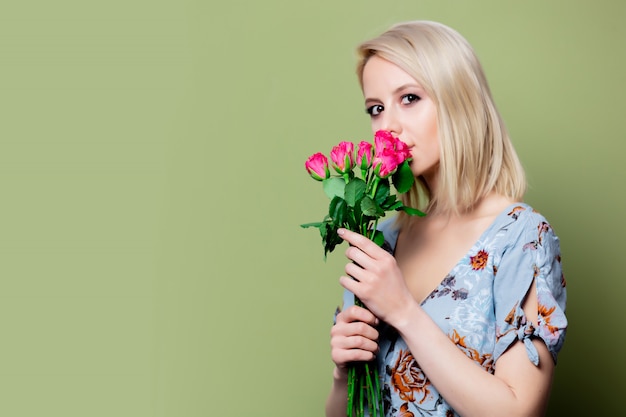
left=1, top=0, right=624, bottom=415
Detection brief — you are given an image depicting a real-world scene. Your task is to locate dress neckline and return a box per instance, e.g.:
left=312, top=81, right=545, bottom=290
left=386, top=202, right=526, bottom=306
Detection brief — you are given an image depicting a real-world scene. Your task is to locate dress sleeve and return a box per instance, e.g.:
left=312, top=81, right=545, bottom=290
left=493, top=211, right=567, bottom=366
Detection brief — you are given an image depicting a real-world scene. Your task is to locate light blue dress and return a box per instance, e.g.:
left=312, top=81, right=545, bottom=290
left=340, top=203, right=567, bottom=416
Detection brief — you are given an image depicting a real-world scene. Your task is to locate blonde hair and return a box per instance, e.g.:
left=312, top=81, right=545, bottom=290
left=356, top=21, right=526, bottom=224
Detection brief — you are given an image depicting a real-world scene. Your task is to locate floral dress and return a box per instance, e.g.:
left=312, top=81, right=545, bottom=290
left=339, top=203, right=567, bottom=416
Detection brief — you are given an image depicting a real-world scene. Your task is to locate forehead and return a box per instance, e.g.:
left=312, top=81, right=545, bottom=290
left=361, top=56, right=421, bottom=95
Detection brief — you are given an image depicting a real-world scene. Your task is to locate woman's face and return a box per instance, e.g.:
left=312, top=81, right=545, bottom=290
left=361, top=55, right=440, bottom=187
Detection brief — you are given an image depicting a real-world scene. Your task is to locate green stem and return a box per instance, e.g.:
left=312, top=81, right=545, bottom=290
left=364, top=363, right=374, bottom=415
left=359, top=366, right=364, bottom=416
left=374, top=365, right=383, bottom=415
left=347, top=366, right=355, bottom=416
left=370, top=219, right=379, bottom=241
left=369, top=176, right=380, bottom=200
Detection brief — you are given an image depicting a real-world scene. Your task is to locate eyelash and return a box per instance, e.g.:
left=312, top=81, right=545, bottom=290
left=401, top=93, right=421, bottom=104
left=366, top=105, right=384, bottom=116
left=365, top=94, right=421, bottom=117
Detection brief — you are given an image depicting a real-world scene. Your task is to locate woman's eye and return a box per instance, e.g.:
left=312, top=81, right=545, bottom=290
left=366, top=105, right=384, bottom=116
left=401, top=94, right=420, bottom=104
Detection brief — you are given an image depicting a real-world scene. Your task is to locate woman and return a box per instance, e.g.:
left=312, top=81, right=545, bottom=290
left=325, top=21, right=567, bottom=417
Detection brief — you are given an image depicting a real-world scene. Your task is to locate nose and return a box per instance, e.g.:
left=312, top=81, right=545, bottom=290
left=379, top=109, right=402, bottom=137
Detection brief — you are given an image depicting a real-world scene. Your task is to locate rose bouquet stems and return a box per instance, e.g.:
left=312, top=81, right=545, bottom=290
left=301, top=130, right=425, bottom=417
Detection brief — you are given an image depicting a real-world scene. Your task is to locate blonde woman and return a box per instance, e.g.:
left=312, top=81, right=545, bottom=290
left=326, top=21, right=567, bottom=417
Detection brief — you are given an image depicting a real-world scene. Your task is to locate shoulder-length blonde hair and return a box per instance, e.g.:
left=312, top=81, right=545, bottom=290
left=356, top=21, right=526, bottom=224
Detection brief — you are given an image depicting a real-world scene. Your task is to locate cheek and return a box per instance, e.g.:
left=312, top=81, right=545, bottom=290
left=425, top=110, right=439, bottom=148
left=430, top=131, right=441, bottom=158
left=419, top=116, right=439, bottom=158
left=426, top=107, right=439, bottom=137
left=430, top=123, right=439, bottom=151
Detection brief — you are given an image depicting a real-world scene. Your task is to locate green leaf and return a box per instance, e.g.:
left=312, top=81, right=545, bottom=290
left=319, top=222, right=327, bottom=239
left=329, top=196, right=348, bottom=227
left=402, top=206, right=427, bottom=216
left=373, top=179, right=390, bottom=205
left=361, top=196, right=384, bottom=217
left=346, top=209, right=358, bottom=231
left=370, top=230, right=385, bottom=247
left=379, top=195, right=397, bottom=210
left=300, top=222, right=323, bottom=228
left=392, top=161, right=415, bottom=194
left=344, top=178, right=366, bottom=207
left=323, top=222, right=343, bottom=258
left=352, top=198, right=363, bottom=232
left=323, top=177, right=346, bottom=200
left=386, top=200, right=404, bottom=211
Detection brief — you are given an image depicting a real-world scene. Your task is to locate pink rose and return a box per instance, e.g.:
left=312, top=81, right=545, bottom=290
left=394, top=139, right=411, bottom=165
left=373, top=148, right=401, bottom=178
left=372, top=130, right=412, bottom=178
left=330, top=141, right=355, bottom=174
left=305, top=152, right=330, bottom=181
left=356, top=141, right=373, bottom=171
left=374, top=129, right=395, bottom=142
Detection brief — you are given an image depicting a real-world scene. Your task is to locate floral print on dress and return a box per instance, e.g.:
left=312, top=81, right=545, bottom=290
left=428, top=275, right=469, bottom=301
left=469, top=249, right=489, bottom=270
left=507, top=205, right=525, bottom=219
left=345, top=202, right=568, bottom=416
left=390, top=349, right=432, bottom=404
left=398, top=403, right=415, bottom=417
left=449, top=329, right=494, bottom=373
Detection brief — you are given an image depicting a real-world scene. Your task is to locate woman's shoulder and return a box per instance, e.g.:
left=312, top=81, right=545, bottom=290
left=500, top=202, right=557, bottom=234
left=492, top=202, right=562, bottom=266
left=478, top=201, right=561, bottom=257
left=475, top=194, right=549, bottom=227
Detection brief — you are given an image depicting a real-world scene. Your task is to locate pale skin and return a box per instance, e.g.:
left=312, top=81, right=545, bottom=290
left=325, top=56, right=555, bottom=417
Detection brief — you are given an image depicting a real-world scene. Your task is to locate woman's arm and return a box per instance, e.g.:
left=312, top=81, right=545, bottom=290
left=393, top=285, right=554, bottom=417
left=338, top=228, right=555, bottom=417
left=325, top=366, right=349, bottom=417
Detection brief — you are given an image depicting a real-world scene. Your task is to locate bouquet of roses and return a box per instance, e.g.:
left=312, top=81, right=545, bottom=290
left=301, top=130, right=424, bottom=417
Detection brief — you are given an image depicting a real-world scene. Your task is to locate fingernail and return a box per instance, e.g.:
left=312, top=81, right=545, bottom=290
left=337, top=228, right=345, bottom=236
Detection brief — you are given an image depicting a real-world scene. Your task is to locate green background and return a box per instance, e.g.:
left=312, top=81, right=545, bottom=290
left=1, top=0, right=624, bottom=415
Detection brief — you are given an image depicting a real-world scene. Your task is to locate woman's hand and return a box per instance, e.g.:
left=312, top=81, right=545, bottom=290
left=338, top=228, right=415, bottom=327
left=330, top=305, right=380, bottom=372
left=327, top=304, right=379, bottom=416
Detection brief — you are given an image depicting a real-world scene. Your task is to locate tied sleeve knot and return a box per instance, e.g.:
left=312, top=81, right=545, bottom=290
left=517, top=318, right=540, bottom=366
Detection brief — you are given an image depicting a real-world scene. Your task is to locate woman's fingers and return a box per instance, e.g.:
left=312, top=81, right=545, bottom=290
left=344, top=245, right=375, bottom=273
left=341, top=230, right=395, bottom=281
left=332, top=347, right=376, bottom=364
left=331, top=319, right=379, bottom=342
left=331, top=338, right=378, bottom=364
left=331, top=308, right=380, bottom=365
left=336, top=305, right=379, bottom=326
left=332, top=307, right=379, bottom=339
left=338, top=228, right=383, bottom=259
left=332, top=332, right=379, bottom=353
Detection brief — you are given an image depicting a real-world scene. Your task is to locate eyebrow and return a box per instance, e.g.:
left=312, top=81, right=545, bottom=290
left=364, top=83, right=422, bottom=106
